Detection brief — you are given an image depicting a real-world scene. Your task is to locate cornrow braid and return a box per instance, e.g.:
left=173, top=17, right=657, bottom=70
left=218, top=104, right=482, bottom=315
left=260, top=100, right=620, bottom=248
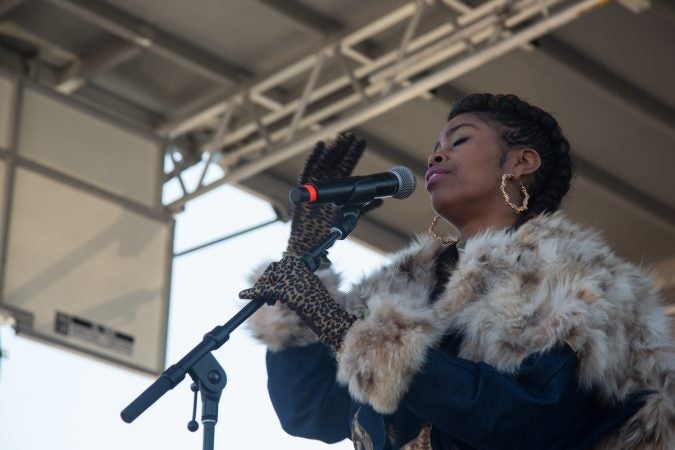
left=447, top=93, right=573, bottom=226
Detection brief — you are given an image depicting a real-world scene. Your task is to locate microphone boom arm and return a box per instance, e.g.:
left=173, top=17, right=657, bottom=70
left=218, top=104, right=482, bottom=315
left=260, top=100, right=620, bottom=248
left=120, top=199, right=372, bottom=449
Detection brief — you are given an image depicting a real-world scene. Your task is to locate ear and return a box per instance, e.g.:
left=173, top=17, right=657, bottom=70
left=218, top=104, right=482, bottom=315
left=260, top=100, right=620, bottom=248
left=511, top=148, right=541, bottom=179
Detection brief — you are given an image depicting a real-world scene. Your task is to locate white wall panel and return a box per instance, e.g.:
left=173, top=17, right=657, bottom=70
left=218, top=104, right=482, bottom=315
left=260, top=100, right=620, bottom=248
left=2, top=167, right=171, bottom=373
left=17, top=88, right=161, bottom=208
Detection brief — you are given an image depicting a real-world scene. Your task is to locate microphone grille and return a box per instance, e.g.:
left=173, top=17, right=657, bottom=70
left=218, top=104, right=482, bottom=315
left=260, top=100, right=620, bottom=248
left=389, top=166, right=417, bottom=199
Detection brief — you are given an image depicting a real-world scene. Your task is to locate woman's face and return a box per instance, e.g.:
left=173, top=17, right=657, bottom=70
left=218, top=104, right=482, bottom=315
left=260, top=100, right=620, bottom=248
left=425, top=113, right=507, bottom=223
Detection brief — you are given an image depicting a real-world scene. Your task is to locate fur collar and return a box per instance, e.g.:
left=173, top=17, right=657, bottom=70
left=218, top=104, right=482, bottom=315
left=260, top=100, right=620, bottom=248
left=248, top=212, right=674, bottom=449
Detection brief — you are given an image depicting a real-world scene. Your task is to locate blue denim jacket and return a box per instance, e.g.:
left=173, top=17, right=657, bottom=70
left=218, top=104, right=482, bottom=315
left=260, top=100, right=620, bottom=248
left=266, top=335, right=644, bottom=450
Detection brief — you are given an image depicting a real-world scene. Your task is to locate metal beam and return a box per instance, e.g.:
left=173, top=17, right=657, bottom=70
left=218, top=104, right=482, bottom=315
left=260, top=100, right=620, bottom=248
left=353, top=129, right=427, bottom=180
left=616, top=0, right=651, bottom=14
left=255, top=0, right=343, bottom=36
left=381, top=0, right=426, bottom=97
left=283, top=51, right=325, bottom=143
left=0, top=73, right=19, bottom=304
left=165, top=0, right=610, bottom=211
left=352, top=213, right=413, bottom=253
left=167, top=0, right=564, bottom=147
left=535, top=36, right=675, bottom=138
left=0, top=21, right=77, bottom=62
left=429, top=83, right=467, bottom=106
left=439, top=0, right=473, bottom=14
left=72, top=84, right=165, bottom=129
left=0, top=38, right=162, bottom=129
left=159, top=87, right=232, bottom=136
left=160, top=1, right=423, bottom=136
left=573, top=155, right=675, bottom=225
left=46, top=0, right=251, bottom=85
left=0, top=42, right=31, bottom=78
left=57, top=39, right=141, bottom=94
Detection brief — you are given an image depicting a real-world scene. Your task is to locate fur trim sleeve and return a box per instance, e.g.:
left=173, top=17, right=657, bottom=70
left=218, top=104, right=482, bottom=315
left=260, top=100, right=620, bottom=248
left=244, top=260, right=344, bottom=351
left=336, top=236, right=448, bottom=413
left=336, top=294, right=440, bottom=413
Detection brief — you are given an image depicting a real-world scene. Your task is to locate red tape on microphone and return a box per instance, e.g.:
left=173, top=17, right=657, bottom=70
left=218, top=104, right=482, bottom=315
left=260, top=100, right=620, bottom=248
left=304, top=184, right=318, bottom=202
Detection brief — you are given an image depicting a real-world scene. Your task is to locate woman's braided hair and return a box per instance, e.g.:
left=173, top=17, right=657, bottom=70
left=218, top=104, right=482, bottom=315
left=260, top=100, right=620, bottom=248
left=447, top=93, right=573, bottom=226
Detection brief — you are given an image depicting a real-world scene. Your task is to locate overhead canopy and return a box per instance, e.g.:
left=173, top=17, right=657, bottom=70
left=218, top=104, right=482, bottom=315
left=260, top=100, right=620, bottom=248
left=0, top=0, right=673, bottom=305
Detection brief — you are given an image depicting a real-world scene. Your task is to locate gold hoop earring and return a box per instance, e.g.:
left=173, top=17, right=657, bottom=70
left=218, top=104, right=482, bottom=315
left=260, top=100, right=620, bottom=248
left=500, top=174, right=529, bottom=213
left=428, top=216, right=458, bottom=246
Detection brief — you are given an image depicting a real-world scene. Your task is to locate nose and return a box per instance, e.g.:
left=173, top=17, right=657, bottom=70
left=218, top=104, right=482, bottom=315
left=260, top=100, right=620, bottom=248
left=427, top=153, right=445, bottom=167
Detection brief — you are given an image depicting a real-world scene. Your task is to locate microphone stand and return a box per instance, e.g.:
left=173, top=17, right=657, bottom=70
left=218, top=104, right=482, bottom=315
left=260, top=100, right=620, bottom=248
left=120, top=195, right=374, bottom=450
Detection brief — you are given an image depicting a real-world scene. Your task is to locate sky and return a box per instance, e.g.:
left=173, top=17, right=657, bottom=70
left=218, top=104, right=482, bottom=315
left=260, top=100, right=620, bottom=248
left=0, top=159, right=385, bottom=450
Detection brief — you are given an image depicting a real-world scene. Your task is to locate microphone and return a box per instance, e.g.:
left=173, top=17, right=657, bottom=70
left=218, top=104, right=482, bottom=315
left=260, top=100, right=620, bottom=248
left=289, top=166, right=417, bottom=205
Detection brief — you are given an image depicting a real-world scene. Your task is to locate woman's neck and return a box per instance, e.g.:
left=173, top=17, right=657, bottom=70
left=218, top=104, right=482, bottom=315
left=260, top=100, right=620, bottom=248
left=455, top=211, right=518, bottom=241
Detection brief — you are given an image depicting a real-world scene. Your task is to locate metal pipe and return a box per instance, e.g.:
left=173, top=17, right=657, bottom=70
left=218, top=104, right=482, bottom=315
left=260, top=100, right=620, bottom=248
left=334, top=47, right=369, bottom=103
left=194, top=16, right=462, bottom=150
left=244, top=92, right=274, bottom=151
left=284, top=52, right=325, bottom=143
left=173, top=218, right=279, bottom=257
left=381, top=0, right=426, bottom=96
left=197, top=100, right=237, bottom=188
left=168, top=148, right=188, bottom=196
left=163, top=2, right=423, bottom=135
left=46, top=0, right=247, bottom=85
left=167, top=0, right=608, bottom=210
left=439, top=0, right=472, bottom=14
left=164, top=3, right=455, bottom=140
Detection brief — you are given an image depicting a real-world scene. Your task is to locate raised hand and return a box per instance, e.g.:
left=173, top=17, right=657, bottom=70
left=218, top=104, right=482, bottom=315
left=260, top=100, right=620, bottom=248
left=285, top=133, right=380, bottom=259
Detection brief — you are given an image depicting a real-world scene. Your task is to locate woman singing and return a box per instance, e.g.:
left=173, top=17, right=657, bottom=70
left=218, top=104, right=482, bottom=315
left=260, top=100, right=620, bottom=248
left=240, top=93, right=674, bottom=450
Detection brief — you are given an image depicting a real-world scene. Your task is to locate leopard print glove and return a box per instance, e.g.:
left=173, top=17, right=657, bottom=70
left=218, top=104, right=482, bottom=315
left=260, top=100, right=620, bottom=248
left=239, top=255, right=357, bottom=350
left=286, top=133, right=376, bottom=259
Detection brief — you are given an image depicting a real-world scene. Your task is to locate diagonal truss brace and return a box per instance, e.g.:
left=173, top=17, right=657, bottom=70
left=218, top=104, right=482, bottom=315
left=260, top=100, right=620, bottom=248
left=165, top=0, right=609, bottom=212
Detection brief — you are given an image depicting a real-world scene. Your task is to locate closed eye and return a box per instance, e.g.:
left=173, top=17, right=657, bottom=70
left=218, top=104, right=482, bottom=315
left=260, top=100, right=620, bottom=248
left=453, top=137, right=468, bottom=147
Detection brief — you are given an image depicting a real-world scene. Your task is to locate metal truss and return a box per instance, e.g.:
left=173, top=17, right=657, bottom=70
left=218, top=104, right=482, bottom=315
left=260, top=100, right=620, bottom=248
left=165, top=0, right=610, bottom=212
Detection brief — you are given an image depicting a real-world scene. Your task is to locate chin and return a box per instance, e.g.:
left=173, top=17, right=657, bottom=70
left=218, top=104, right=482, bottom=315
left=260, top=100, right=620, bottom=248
left=429, top=191, right=456, bottom=214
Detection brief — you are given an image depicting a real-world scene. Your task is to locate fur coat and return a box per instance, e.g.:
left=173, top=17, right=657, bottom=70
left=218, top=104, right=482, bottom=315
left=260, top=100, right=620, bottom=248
left=247, top=212, right=675, bottom=449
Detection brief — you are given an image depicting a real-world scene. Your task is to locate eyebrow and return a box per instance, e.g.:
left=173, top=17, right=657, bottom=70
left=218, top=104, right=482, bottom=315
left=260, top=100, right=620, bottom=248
left=433, top=123, right=477, bottom=152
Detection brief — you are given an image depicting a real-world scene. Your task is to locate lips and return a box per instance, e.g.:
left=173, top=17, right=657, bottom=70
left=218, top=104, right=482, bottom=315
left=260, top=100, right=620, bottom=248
left=425, top=166, right=449, bottom=187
